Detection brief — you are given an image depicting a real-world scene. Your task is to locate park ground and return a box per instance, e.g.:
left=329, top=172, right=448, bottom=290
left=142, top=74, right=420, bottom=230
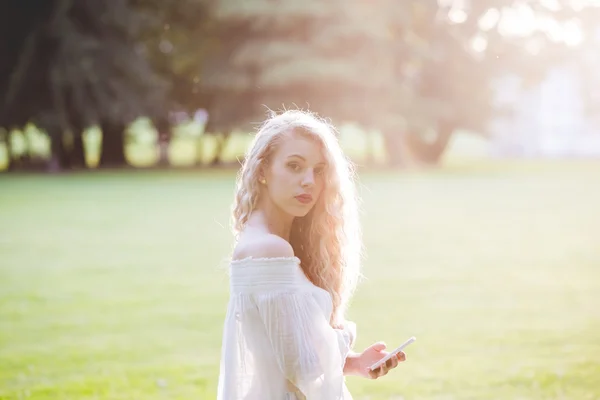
left=1, top=159, right=600, bottom=399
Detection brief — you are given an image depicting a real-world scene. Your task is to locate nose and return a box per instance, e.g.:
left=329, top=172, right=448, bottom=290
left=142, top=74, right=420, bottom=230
left=301, top=170, right=315, bottom=188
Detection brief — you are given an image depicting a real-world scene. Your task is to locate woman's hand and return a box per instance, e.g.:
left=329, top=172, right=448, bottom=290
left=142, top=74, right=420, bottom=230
left=345, top=342, right=406, bottom=379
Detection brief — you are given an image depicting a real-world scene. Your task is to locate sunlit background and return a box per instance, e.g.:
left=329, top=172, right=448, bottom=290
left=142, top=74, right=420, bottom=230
left=1, top=0, right=599, bottom=399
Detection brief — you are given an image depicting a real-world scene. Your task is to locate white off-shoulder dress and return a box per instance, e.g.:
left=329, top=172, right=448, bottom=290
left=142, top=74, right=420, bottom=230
left=217, top=256, right=355, bottom=400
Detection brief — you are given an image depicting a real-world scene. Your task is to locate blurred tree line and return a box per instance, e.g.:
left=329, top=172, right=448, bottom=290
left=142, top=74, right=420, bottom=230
left=1, top=0, right=598, bottom=171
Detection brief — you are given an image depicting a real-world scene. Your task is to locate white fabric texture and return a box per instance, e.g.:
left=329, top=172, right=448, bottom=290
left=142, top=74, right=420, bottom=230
left=217, top=256, right=356, bottom=400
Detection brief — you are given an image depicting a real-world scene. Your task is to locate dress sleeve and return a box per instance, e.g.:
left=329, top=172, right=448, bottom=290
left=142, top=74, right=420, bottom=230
left=254, top=291, right=352, bottom=399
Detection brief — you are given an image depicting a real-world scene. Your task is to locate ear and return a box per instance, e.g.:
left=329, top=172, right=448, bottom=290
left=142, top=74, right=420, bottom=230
left=259, top=157, right=270, bottom=178
left=258, top=163, right=268, bottom=185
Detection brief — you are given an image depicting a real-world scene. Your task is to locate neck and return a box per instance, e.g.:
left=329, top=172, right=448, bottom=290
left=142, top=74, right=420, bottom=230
left=250, top=197, right=294, bottom=241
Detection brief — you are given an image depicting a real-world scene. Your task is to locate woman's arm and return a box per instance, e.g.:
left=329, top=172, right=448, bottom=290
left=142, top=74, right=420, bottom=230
left=343, top=351, right=361, bottom=375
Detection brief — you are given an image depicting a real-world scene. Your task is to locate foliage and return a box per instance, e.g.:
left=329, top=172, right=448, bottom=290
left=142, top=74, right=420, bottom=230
left=0, top=0, right=172, bottom=169
left=189, top=0, right=600, bottom=163
left=0, top=0, right=167, bottom=131
left=1, top=0, right=599, bottom=170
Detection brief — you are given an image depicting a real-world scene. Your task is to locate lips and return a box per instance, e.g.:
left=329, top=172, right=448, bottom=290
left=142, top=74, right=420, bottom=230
left=295, top=194, right=313, bottom=204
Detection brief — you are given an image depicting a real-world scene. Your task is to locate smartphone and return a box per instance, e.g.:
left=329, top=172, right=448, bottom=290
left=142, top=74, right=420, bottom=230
left=369, top=336, right=416, bottom=371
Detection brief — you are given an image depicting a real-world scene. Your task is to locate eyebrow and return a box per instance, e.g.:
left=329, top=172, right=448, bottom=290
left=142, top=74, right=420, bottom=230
left=287, top=154, right=327, bottom=165
left=287, top=154, right=306, bottom=161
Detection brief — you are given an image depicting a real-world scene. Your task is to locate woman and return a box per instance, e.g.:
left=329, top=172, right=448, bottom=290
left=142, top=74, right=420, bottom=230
left=217, top=110, right=406, bottom=399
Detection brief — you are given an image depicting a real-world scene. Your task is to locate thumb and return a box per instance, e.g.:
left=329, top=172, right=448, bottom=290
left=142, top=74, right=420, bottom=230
left=369, top=341, right=387, bottom=352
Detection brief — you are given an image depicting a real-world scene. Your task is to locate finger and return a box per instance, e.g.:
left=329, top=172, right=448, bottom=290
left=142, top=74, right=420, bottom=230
left=370, top=342, right=387, bottom=352
left=397, top=351, right=406, bottom=362
left=385, top=357, right=397, bottom=370
left=379, top=366, right=389, bottom=377
left=385, top=358, right=393, bottom=369
left=372, top=366, right=387, bottom=379
left=369, top=367, right=380, bottom=379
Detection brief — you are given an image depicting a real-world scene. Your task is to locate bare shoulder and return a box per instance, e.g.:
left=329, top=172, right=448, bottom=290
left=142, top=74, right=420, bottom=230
left=232, top=233, right=294, bottom=261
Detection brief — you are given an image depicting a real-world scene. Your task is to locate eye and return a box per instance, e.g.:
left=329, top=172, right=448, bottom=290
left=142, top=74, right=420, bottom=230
left=287, top=162, right=301, bottom=172
left=315, top=166, right=326, bottom=175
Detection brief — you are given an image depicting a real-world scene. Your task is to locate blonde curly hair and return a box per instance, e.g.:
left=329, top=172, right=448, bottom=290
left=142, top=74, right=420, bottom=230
left=231, top=109, right=363, bottom=327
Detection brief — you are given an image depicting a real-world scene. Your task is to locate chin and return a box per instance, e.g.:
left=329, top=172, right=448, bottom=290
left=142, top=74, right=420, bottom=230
left=287, top=204, right=314, bottom=218
left=289, top=209, right=310, bottom=218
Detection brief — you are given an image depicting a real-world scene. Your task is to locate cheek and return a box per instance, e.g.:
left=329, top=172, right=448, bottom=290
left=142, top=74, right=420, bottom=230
left=271, top=165, right=291, bottom=182
left=316, top=176, right=326, bottom=193
left=267, top=166, right=295, bottom=196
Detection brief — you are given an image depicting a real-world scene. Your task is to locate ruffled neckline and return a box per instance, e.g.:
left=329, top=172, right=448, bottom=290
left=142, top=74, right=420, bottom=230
left=230, top=256, right=301, bottom=265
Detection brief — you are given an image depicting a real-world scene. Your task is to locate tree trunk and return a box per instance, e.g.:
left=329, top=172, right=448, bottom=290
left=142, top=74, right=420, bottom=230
left=155, top=118, right=171, bottom=167
left=383, top=129, right=411, bottom=168
left=210, top=132, right=231, bottom=167
left=99, top=121, right=127, bottom=168
left=157, top=133, right=170, bottom=166
left=195, top=136, right=204, bottom=166
left=2, top=130, right=13, bottom=171
left=68, top=132, right=86, bottom=168
left=48, top=129, right=69, bottom=172
left=405, top=120, right=455, bottom=165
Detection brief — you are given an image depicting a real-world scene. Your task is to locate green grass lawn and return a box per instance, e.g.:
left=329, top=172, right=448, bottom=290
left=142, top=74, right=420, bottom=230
left=1, top=161, right=600, bottom=400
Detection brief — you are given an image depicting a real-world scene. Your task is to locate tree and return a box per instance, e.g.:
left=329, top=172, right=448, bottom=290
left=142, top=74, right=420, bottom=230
left=3, top=0, right=596, bottom=170
left=0, top=0, right=54, bottom=170
left=0, top=0, right=168, bottom=170
left=193, top=0, right=599, bottom=166
left=387, top=0, right=600, bottom=163
left=132, top=0, right=214, bottom=163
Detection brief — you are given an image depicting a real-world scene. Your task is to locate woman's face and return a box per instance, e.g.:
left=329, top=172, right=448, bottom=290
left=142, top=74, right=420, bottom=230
left=262, top=134, right=327, bottom=217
